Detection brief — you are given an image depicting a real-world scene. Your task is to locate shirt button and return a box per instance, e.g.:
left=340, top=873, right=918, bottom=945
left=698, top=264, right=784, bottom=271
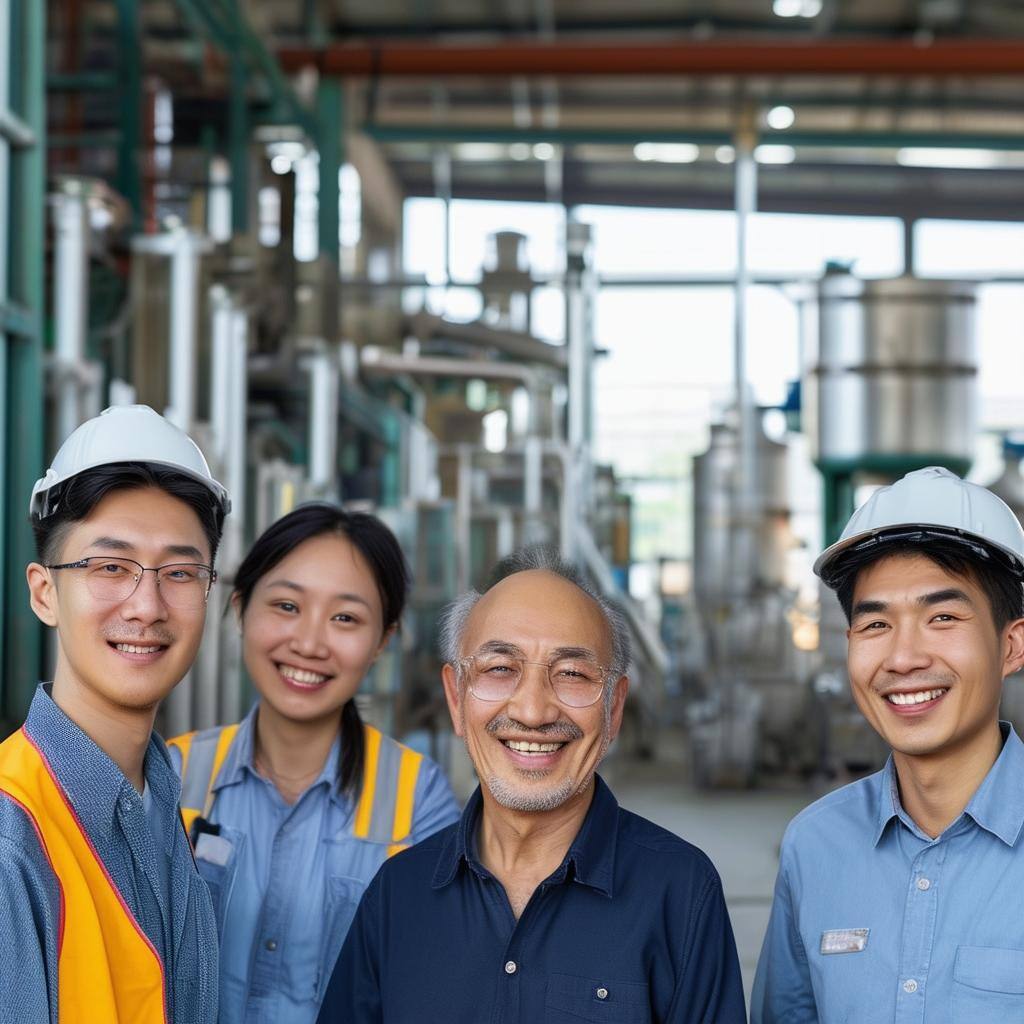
left=917, top=877, right=931, bottom=891
left=596, top=988, right=609, bottom=1000
left=265, top=939, right=278, bottom=952
left=903, top=979, right=918, bottom=994
left=504, top=961, right=517, bottom=975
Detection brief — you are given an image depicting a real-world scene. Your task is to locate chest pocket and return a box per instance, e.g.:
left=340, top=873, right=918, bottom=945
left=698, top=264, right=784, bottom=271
left=952, top=946, right=1024, bottom=1022
left=193, top=825, right=245, bottom=937
left=546, top=973, right=651, bottom=1024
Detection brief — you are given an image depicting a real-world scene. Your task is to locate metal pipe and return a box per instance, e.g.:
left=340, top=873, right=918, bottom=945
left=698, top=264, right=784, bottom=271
left=306, top=347, right=339, bottom=495
left=164, top=228, right=210, bottom=431
left=280, top=39, right=1024, bottom=78
left=732, top=110, right=758, bottom=604
left=523, top=434, right=543, bottom=544
left=360, top=348, right=542, bottom=389
left=209, top=285, right=233, bottom=467
left=52, top=179, right=90, bottom=444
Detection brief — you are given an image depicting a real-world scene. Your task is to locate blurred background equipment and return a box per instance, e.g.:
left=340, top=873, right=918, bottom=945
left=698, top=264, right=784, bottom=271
left=5, top=0, right=1024, bottom=791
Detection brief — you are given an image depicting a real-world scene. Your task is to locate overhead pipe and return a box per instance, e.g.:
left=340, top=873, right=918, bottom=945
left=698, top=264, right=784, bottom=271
left=280, top=39, right=1024, bottom=78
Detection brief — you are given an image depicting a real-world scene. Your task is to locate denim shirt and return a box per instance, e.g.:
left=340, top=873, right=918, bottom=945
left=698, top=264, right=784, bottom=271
left=0, top=684, right=218, bottom=1024
left=753, top=723, right=1024, bottom=1024
left=169, top=702, right=460, bottom=1024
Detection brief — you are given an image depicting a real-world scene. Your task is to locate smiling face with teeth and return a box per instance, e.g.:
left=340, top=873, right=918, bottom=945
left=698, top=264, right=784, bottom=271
left=847, top=553, right=1024, bottom=766
left=442, top=570, right=628, bottom=816
left=236, top=533, right=391, bottom=728
left=27, top=486, right=212, bottom=715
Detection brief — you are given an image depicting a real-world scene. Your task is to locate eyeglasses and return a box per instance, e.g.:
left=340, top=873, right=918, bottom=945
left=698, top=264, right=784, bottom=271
left=457, top=651, right=608, bottom=708
left=46, top=556, right=216, bottom=610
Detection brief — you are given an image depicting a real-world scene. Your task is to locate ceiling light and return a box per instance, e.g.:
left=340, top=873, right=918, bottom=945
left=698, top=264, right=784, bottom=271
left=633, top=142, right=700, bottom=163
left=896, top=147, right=1000, bottom=169
left=772, top=0, right=803, bottom=15
left=715, top=145, right=736, bottom=164
left=533, top=142, right=556, bottom=161
left=455, top=142, right=507, bottom=161
left=509, top=143, right=532, bottom=161
left=755, top=144, right=796, bottom=164
left=270, top=154, right=293, bottom=175
left=766, top=105, right=795, bottom=130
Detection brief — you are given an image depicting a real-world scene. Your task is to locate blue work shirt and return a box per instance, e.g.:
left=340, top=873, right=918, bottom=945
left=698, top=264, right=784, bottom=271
left=0, top=684, right=218, bottom=1023
left=318, top=774, right=746, bottom=1024
left=169, top=702, right=459, bottom=1024
left=752, top=723, right=1024, bottom=1024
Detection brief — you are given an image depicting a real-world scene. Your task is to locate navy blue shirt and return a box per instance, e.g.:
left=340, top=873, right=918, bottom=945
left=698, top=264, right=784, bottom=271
left=318, top=775, right=745, bottom=1024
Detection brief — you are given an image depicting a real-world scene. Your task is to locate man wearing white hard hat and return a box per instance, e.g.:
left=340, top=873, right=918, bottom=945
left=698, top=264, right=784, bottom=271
left=0, top=405, right=230, bottom=1022
left=752, top=466, right=1024, bottom=1023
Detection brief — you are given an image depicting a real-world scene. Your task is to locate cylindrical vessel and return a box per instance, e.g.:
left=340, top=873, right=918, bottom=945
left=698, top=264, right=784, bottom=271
left=805, top=274, right=978, bottom=470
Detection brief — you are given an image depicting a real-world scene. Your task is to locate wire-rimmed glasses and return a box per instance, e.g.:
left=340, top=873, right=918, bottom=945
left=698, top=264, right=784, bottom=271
left=457, top=650, right=608, bottom=708
left=46, top=556, right=216, bottom=610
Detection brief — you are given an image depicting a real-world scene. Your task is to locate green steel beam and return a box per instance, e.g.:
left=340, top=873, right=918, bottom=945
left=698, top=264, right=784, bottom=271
left=4, top=0, right=46, bottom=727
left=364, top=122, right=1024, bottom=152
left=0, top=300, right=35, bottom=337
left=115, top=0, right=142, bottom=229
left=229, top=54, right=250, bottom=234
left=47, top=72, right=118, bottom=92
left=47, top=132, right=120, bottom=149
left=316, top=77, right=342, bottom=264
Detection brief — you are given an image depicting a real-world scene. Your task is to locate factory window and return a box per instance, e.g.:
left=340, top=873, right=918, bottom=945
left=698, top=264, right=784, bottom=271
left=914, top=219, right=1024, bottom=277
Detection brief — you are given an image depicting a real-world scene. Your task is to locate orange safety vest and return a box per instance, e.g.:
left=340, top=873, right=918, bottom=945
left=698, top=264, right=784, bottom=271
left=168, top=722, right=423, bottom=858
left=0, top=727, right=168, bottom=1023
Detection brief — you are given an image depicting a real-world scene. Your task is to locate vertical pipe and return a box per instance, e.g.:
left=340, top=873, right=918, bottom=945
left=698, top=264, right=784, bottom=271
left=165, top=228, right=200, bottom=432
left=565, top=220, right=593, bottom=554
left=53, top=179, right=90, bottom=444
left=316, top=78, right=342, bottom=265
left=903, top=217, right=915, bottom=276
left=209, top=285, right=233, bottom=467
left=114, top=0, right=141, bottom=230
left=307, top=348, right=338, bottom=495
left=732, top=110, right=758, bottom=603
left=455, top=445, right=473, bottom=593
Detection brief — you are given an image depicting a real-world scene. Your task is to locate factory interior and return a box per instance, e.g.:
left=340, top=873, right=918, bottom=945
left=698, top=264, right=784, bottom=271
left=4, top=0, right=1024, bottom=1001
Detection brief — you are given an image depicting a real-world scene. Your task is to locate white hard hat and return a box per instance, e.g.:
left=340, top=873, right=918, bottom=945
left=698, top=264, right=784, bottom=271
left=815, top=465, right=1024, bottom=587
left=30, top=405, right=231, bottom=520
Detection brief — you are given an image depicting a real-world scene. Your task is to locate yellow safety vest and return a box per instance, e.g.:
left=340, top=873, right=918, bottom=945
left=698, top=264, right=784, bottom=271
left=0, top=728, right=168, bottom=1023
left=168, top=722, right=423, bottom=858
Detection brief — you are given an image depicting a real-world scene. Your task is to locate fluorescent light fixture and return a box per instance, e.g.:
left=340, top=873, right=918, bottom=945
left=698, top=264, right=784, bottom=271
left=533, top=142, right=556, bottom=160
left=773, top=0, right=822, bottom=15
left=767, top=105, right=796, bottom=130
left=715, top=145, right=736, bottom=164
left=896, top=147, right=1000, bottom=169
left=633, top=142, right=700, bottom=163
left=270, top=154, right=293, bottom=175
left=455, top=142, right=507, bottom=161
left=508, top=142, right=532, bottom=161
left=755, top=144, right=796, bottom=164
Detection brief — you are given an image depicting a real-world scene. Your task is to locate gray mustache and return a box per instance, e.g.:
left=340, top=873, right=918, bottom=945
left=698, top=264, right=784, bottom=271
left=486, top=715, right=583, bottom=741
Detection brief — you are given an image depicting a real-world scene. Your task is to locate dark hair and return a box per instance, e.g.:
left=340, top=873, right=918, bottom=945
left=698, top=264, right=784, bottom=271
left=833, top=536, right=1024, bottom=633
left=233, top=502, right=411, bottom=798
left=31, top=463, right=225, bottom=566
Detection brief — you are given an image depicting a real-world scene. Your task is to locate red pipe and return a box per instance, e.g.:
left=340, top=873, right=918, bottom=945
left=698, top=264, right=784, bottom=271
left=278, top=39, right=1024, bottom=77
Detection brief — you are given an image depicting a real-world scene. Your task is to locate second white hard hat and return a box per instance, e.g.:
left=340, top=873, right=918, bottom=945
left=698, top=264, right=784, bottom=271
left=30, top=405, right=231, bottom=520
left=814, top=466, right=1024, bottom=586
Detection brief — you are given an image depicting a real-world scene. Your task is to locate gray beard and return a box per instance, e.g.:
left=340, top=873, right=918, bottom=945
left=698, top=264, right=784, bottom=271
left=484, top=771, right=580, bottom=812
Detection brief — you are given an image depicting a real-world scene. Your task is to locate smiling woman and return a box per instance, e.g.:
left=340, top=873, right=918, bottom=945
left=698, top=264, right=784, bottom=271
left=166, top=504, right=460, bottom=1024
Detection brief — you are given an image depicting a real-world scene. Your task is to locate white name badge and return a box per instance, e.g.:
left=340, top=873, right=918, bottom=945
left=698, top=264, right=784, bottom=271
left=820, top=928, right=869, bottom=955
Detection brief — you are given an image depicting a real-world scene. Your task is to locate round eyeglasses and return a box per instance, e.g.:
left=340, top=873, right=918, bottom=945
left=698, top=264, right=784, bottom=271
left=457, top=651, right=608, bottom=708
left=46, top=556, right=216, bottom=610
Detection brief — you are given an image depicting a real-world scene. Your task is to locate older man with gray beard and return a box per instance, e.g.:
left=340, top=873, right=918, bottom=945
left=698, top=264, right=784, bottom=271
left=317, top=547, right=745, bottom=1024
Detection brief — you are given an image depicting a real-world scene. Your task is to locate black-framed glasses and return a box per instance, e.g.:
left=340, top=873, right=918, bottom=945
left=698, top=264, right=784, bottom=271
left=457, top=651, right=608, bottom=708
left=46, top=556, right=216, bottom=610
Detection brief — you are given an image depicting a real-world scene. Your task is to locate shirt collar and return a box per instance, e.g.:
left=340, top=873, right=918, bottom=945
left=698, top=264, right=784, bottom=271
left=872, top=723, right=1024, bottom=848
left=23, top=683, right=180, bottom=845
left=432, top=774, right=619, bottom=898
left=211, top=700, right=344, bottom=802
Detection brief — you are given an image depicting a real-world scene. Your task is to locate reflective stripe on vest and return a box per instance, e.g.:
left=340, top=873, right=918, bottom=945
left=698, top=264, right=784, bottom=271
left=169, top=722, right=422, bottom=856
left=0, top=727, right=168, bottom=1023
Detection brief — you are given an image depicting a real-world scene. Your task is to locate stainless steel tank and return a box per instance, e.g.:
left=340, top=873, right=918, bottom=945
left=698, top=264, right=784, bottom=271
left=804, top=273, right=978, bottom=468
left=692, top=419, right=790, bottom=606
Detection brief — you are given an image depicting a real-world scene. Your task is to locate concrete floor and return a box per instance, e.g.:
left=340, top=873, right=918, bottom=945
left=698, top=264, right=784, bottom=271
left=607, top=752, right=813, bottom=1011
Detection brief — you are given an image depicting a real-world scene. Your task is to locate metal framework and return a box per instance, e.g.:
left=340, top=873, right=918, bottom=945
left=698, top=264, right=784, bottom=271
left=1, top=0, right=45, bottom=729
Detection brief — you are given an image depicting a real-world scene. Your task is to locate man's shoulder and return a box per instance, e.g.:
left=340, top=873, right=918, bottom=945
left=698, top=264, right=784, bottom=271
left=781, top=771, right=885, bottom=855
left=616, top=806, right=722, bottom=884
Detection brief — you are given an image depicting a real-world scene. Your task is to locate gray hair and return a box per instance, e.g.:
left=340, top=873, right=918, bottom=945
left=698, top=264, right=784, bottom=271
left=438, top=544, right=632, bottom=683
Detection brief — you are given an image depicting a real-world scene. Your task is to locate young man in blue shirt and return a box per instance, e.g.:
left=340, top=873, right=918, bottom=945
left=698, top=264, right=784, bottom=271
left=0, top=405, right=230, bottom=1022
left=319, top=546, right=746, bottom=1024
left=753, top=466, right=1024, bottom=1023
